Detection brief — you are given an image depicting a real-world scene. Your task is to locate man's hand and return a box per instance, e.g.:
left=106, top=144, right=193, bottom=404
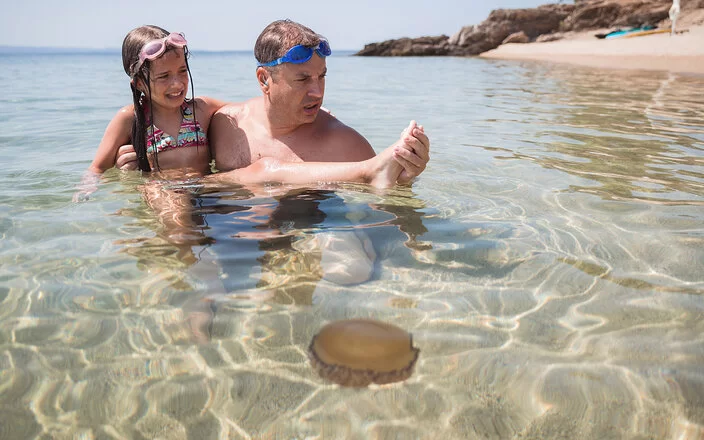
left=393, top=121, right=429, bottom=184
left=115, top=145, right=139, bottom=171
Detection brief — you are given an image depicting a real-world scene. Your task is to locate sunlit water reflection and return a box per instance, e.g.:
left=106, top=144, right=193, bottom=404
left=0, top=52, right=702, bottom=439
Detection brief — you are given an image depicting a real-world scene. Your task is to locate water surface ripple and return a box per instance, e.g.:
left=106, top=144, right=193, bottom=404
left=0, top=53, right=703, bottom=439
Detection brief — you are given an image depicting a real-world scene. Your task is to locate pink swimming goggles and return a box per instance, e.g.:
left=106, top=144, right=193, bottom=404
left=134, top=32, right=188, bottom=72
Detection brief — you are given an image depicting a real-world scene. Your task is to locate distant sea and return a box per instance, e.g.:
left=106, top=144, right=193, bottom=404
left=0, top=50, right=702, bottom=439
left=0, top=45, right=358, bottom=56
left=0, top=45, right=121, bottom=54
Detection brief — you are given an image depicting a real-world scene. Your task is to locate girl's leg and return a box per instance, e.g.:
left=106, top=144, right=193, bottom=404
left=140, top=182, right=208, bottom=246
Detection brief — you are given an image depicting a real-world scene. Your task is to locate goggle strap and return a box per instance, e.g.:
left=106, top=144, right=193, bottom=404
left=257, top=41, right=331, bottom=67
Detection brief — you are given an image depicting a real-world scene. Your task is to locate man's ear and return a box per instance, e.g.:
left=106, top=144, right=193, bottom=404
left=256, top=67, right=270, bottom=92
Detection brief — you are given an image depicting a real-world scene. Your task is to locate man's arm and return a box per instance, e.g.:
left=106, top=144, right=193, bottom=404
left=115, top=145, right=139, bottom=170
left=209, top=104, right=251, bottom=172
left=325, top=114, right=429, bottom=184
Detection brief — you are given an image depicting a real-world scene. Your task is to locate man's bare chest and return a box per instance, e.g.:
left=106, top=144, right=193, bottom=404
left=246, top=131, right=323, bottom=164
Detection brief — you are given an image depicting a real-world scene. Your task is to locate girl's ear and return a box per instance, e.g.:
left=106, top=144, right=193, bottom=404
left=132, top=78, right=147, bottom=94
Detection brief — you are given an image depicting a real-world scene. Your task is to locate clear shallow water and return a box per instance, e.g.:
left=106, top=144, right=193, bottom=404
left=0, top=51, right=703, bottom=439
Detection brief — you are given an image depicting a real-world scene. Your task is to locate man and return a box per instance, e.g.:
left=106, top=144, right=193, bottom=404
left=117, top=19, right=430, bottom=183
left=207, top=19, right=429, bottom=183
left=200, top=20, right=429, bottom=286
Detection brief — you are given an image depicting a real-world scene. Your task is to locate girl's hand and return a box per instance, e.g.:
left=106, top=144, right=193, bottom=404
left=72, top=171, right=101, bottom=202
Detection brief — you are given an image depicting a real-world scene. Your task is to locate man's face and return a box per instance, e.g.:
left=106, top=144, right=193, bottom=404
left=268, top=54, right=327, bottom=126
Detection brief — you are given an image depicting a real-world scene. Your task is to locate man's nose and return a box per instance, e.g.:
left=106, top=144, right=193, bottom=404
left=308, top=79, right=324, bottom=98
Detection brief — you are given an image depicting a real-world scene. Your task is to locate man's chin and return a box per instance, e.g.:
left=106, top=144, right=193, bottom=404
left=301, top=109, right=320, bottom=124
left=302, top=105, right=321, bottom=119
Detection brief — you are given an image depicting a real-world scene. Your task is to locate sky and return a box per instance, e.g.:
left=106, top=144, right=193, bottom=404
left=1, top=0, right=568, bottom=51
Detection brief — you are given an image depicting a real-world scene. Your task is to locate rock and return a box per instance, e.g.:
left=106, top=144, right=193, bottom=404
left=561, top=0, right=672, bottom=31
left=503, top=31, right=530, bottom=44
left=536, top=32, right=566, bottom=42
left=354, top=0, right=703, bottom=57
left=448, top=25, right=475, bottom=46
left=446, top=5, right=575, bottom=55
left=356, top=35, right=450, bottom=57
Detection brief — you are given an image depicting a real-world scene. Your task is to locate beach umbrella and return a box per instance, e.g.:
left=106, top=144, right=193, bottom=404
left=669, top=0, right=680, bottom=35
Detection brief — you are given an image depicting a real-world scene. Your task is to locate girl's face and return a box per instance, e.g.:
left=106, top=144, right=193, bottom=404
left=140, top=48, right=189, bottom=110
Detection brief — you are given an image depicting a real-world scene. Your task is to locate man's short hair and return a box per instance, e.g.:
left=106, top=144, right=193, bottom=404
left=255, top=19, right=324, bottom=66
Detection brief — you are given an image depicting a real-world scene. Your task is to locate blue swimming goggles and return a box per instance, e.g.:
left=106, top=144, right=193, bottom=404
left=257, top=40, right=332, bottom=67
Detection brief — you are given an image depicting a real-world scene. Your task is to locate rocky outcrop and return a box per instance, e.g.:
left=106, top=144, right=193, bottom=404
left=355, top=36, right=450, bottom=57
left=560, top=0, right=671, bottom=31
left=355, top=0, right=701, bottom=57
left=447, top=5, right=576, bottom=55
left=357, top=4, right=574, bottom=56
left=503, top=31, right=531, bottom=44
left=536, top=32, right=567, bottom=42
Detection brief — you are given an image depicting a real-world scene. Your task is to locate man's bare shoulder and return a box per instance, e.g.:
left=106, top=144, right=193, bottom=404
left=210, top=101, right=249, bottom=135
left=210, top=100, right=254, bottom=170
left=316, top=111, right=358, bottom=137
left=217, top=102, right=243, bottom=116
left=215, top=98, right=260, bottom=119
left=315, top=111, right=375, bottom=160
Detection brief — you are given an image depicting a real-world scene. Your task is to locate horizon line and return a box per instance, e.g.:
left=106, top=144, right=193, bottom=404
left=0, top=45, right=359, bottom=53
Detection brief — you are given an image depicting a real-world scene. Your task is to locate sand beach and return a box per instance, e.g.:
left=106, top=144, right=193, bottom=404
left=481, top=16, right=704, bottom=75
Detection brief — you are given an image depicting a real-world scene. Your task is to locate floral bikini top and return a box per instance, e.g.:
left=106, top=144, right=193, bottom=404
left=146, top=102, right=208, bottom=154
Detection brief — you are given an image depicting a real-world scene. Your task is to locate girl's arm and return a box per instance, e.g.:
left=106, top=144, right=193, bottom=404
left=73, top=106, right=133, bottom=202
left=88, top=105, right=134, bottom=173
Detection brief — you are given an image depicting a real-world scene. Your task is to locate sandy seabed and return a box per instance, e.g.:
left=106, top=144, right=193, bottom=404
left=480, top=23, right=704, bottom=75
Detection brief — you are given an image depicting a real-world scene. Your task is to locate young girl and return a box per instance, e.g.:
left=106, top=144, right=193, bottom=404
left=78, top=25, right=426, bottom=198
left=85, top=25, right=218, bottom=177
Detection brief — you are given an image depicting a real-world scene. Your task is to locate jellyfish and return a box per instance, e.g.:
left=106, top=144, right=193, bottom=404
left=308, top=319, right=420, bottom=387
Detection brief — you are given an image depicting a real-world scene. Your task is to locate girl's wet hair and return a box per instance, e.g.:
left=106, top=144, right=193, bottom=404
left=121, top=25, right=200, bottom=172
